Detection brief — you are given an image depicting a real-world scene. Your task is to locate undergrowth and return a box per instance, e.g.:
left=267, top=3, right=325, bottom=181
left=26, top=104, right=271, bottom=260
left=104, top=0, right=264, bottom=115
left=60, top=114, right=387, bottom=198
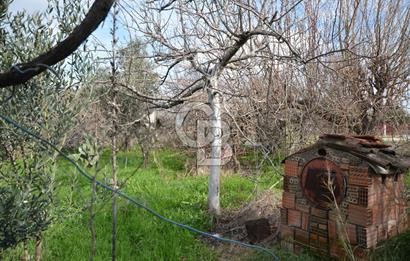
left=2, top=148, right=410, bottom=260
left=1, top=147, right=281, bottom=260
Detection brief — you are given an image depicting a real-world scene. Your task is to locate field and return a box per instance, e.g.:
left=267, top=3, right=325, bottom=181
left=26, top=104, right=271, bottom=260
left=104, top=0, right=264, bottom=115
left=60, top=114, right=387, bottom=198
left=2, top=148, right=410, bottom=261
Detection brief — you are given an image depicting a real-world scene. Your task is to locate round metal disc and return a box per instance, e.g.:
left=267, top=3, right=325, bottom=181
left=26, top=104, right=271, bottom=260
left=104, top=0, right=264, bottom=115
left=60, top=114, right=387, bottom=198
left=301, top=158, right=345, bottom=209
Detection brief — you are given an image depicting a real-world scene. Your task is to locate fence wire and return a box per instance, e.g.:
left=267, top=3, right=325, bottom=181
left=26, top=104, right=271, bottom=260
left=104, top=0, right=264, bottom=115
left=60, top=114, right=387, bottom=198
left=0, top=113, right=280, bottom=261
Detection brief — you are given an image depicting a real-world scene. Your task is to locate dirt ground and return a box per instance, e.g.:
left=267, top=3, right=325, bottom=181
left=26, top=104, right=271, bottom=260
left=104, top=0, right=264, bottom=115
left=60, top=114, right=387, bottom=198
left=205, top=190, right=282, bottom=260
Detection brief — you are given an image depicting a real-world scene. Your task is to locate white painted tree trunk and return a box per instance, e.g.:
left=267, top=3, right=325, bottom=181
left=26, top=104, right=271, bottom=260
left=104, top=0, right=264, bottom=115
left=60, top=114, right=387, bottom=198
left=207, top=79, right=222, bottom=216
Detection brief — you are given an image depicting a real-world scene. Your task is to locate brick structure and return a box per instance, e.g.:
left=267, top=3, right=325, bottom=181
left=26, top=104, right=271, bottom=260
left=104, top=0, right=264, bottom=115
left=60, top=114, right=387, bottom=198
left=280, top=135, right=410, bottom=258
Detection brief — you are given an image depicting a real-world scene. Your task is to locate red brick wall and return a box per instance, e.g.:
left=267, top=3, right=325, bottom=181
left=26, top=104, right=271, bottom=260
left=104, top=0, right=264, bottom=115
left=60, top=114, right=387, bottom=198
left=281, top=157, right=409, bottom=258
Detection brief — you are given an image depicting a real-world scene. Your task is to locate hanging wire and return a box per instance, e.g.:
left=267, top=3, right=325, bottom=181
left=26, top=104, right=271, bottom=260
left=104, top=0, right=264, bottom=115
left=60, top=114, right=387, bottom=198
left=0, top=113, right=280, bottom=261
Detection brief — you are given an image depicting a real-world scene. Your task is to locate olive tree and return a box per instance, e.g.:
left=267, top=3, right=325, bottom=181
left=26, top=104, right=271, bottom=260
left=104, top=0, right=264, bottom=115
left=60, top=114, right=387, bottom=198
left=0, top=1, right=95, bottom=259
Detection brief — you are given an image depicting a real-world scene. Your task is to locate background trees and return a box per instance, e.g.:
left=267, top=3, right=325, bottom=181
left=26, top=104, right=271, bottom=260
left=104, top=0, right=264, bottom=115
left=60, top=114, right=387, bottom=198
left=294, top=0, right=410, bottom=136
left=1, top=0, right=410, bottom=260
left=124, top=0, right=370, bottom=215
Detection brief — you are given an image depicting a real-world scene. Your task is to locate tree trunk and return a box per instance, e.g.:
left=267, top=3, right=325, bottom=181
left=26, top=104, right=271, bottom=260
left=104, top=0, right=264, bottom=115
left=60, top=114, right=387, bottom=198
left=35, top=236, right=42, bottom=261
left=207, top=82, right=222, bottom=216
left=110, top=2, right=118, bottom=260
left=0, top=0, right=115, bottom=87
left=122, top=135, right=132, bottom=151
left=89, top=176, right=97, bottom=261
left=21, top=241, right=30, bottom=261
left=142, top=148, right=149, bottom=168
left=111, top=131, right=118, bottom=261
left=232, top=143, right=241, bottom=173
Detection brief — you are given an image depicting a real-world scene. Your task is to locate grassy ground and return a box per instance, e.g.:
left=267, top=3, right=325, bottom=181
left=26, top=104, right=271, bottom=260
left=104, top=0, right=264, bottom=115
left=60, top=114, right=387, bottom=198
left=1, top=148, right=282, bottom=261
left=2, top=148, right=410, bottom=260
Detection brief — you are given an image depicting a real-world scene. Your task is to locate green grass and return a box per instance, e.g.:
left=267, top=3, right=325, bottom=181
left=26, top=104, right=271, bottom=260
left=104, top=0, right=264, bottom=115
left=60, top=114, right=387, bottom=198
left=1, top=147, right=281, bottom=261
left=3, top=147, right=410, bottom=261
left=405, top=171, right=410, bottom=188
left=370, top=229, right=410, bottom=261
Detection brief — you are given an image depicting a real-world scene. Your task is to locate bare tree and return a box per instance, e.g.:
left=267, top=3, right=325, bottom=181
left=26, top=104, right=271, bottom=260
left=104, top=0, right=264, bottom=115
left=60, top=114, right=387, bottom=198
left=120, top=0, right=346, bottom=216
left=295, top=0, right=410, bottom=136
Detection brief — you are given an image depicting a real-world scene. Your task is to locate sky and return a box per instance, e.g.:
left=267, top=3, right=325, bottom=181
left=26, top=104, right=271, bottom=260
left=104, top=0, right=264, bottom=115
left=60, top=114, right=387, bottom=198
left=8, top=0, right=121, bottom=59
left=7, top=0, right=157, bottom=74
left=9, top=0, right=48, bottom=14
left=7, top=1, right=163, bottom=80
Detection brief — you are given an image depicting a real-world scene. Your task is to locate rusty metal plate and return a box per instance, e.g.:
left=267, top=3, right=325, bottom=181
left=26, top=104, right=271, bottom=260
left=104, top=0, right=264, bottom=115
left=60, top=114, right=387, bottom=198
left=301, top=158, right=345, bottom=209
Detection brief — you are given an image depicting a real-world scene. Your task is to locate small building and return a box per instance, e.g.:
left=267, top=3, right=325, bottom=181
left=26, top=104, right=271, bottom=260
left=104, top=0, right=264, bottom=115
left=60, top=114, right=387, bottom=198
left=280, top=134, right=410, bottom=258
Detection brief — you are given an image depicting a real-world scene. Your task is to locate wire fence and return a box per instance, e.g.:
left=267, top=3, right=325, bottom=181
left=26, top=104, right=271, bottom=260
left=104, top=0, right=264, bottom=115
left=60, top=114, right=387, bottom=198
left=0, top=113, right=280, bottom=261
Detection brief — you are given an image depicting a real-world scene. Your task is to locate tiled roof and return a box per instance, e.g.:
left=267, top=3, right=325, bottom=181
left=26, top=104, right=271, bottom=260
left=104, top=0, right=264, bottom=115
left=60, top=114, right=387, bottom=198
left=285, top=134, right=410, bottom=175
